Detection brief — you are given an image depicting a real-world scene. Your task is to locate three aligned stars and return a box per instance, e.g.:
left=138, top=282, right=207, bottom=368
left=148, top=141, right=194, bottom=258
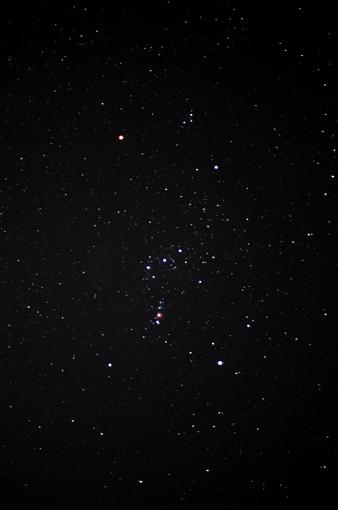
left=144, top=256, right=224, bottom=367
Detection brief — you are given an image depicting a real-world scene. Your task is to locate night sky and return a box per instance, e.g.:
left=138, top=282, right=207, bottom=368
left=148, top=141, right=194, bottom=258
left=1, top=2, right=337, bottom=508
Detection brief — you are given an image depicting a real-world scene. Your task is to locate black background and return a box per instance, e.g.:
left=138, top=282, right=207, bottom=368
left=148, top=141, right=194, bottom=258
left=0, top=1, right=337, bottom=508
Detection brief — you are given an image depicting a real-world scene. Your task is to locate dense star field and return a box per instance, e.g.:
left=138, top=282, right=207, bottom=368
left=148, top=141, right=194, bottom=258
left=0, top=2, right=337, bottom=508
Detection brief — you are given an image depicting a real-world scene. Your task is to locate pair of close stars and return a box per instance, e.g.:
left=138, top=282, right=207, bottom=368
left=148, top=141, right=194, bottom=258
left=155, top=311, right=164, bottom=324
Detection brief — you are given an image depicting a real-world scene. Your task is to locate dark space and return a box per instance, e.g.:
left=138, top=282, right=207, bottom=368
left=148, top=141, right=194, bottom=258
left=0, top=1, right=337, bottom=508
